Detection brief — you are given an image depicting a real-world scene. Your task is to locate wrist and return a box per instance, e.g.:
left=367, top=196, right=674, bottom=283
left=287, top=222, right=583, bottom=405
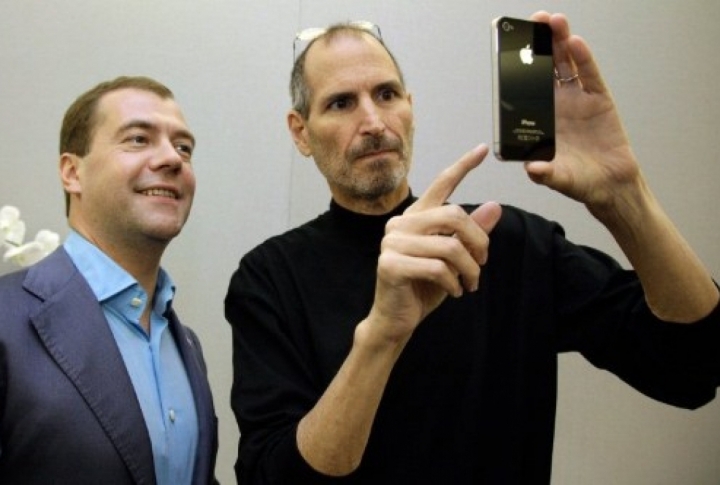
left=586, top=174, right=653, bottom=232
left=353, top=316, right=410, bottom=360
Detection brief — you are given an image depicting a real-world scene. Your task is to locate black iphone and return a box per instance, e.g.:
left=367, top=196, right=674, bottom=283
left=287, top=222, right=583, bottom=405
left=491, top=17, right=555, bottom=161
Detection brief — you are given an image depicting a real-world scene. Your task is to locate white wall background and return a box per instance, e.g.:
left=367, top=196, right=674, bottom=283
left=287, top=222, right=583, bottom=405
left=1, top=1, right=719, bottom=484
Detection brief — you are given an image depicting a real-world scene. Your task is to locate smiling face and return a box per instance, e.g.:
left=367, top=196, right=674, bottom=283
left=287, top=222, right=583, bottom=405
left=61, top=88, right=196, bottom=255
left=288, top=31, right=415, bottom=214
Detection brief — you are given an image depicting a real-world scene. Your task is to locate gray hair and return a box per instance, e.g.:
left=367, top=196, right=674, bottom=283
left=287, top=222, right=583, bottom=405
left=289, top=23, right=406, bottom=119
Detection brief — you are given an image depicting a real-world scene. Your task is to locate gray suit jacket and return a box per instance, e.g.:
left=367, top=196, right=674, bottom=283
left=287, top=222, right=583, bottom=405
left=0, top=248, right=219, bottom=484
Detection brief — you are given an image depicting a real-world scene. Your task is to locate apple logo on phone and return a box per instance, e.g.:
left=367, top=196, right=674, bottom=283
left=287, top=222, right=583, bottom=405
left=519, top=44, right=534, bottom=65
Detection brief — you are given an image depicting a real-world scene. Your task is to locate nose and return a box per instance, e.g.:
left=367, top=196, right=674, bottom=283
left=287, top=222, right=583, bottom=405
left=358, top=98, right=386, bottom=136
left=151, top=137, right=184, bottom=172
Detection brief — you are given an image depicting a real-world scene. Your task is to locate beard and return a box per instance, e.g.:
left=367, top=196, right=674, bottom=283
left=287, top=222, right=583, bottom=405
left=315, top=131, right=413, bottom=201
left=345, top=157, right=407, bottom=200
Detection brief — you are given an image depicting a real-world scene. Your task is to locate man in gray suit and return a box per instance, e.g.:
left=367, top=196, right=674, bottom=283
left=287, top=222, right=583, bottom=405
left=0, top=76, right=218, bottom=485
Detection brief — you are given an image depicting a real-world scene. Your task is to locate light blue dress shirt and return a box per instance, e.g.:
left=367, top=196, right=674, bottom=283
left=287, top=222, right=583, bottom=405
left=64, top=231, right=198, bottom=485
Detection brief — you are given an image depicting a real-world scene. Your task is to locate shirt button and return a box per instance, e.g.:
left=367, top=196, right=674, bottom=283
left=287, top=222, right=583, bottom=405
left=169, top=409, right=176, bottom=423
left=131, top=297, right=143, bottom=308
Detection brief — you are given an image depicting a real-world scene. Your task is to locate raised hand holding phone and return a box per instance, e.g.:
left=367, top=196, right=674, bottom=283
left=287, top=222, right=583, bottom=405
left=524, top=12, right=638, bottom=211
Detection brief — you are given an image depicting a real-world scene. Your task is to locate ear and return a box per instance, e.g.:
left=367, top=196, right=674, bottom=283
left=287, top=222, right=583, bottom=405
left=59, top=153, right=82, bottom=195
left=287, top=110, right=312, bottom=157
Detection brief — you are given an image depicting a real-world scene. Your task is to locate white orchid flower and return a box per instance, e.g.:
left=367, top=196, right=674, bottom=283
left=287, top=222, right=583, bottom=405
left=0, top=205, right=26, bottom=248
left=2, top=205, right=60, bottom=268
left=3, top=229, right=60, bottom=267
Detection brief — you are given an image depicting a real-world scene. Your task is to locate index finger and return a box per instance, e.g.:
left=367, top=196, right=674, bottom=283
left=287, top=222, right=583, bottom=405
left=406, top=144, right=489, bottom=214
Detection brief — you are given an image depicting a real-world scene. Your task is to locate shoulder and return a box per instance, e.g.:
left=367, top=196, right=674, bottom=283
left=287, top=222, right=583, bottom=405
left=0, top=267, right=32, bottom=321
left=0, top=266, right=29, bottom=291
left=0, top=248, right=79, bottom=302
left=225, top=214, right=336, bottom=307
left=241, top=213, right=331, bottom=267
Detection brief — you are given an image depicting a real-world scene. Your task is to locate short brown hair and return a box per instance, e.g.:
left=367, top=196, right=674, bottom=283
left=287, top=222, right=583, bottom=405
left=60, top=76, right=174, bottom=215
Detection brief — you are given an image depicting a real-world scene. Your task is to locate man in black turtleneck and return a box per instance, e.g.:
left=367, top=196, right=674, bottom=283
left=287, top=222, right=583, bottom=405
left=225, top=14, right=720, bottom=485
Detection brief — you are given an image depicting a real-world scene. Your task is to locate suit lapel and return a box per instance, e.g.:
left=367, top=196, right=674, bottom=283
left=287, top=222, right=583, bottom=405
left=169, top=314, right=218, bottom=485
left=25, top=250, right=157, bottom=485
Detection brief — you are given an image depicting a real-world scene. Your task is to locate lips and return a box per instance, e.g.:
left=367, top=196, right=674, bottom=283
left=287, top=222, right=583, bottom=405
left=140, top=188, right=179, bottom=199
left=350, top=136, right=403, bottom=162
left=356, top=149, right=393, bottom=160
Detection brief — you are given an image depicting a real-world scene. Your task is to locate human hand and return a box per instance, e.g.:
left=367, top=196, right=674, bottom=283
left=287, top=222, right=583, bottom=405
left=366, top=144, right=502, bottom=346
left=525, top=12, right=643, bottom=215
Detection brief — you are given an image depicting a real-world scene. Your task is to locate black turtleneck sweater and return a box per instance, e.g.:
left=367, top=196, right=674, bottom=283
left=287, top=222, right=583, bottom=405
left=225, top=194, right=720, bottom=484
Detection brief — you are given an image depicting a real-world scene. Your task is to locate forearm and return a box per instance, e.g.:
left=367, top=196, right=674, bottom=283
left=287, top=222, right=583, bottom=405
left=296, top=318, right=407, bottom=476
left=591, top=176, right=719, bottom=323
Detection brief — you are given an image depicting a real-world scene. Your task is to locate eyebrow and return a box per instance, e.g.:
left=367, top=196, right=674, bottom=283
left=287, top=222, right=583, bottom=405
left=117, top=119, right=196, bottom=147
left=321, top=90, right=356, bottom=107
left=374, top=80, right=405, bottom=94
left=319, top=79, right=405, bottom=107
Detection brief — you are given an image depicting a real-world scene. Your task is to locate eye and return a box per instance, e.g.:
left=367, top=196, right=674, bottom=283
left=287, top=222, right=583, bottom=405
left=127, top=134, right=149, bottom=146
left=327, top=95, right=354, bottom=112
left=377, top=87, right=399, bottom=102
left=175, top=142, right=194, bottom=158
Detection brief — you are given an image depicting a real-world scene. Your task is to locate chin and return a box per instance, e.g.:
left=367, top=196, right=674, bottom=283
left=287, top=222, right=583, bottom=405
left=354, top=179, right=403, bottom=201
left=142, top=219, right=185, bottom=242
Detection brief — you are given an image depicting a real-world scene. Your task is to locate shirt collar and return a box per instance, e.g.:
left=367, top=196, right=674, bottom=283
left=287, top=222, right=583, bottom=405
left=63, top=230, right=175, bottom=313
left=325, top=191, right=416, bottom=246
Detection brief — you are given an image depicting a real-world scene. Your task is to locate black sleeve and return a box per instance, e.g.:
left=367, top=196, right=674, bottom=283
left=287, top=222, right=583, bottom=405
left=225, top=248, right=339, bottom=485
left=552, top=230, right=720, bottom=409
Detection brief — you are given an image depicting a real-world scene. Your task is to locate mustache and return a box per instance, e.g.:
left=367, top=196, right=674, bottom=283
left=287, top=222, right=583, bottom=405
left=348, top=135, right=404, bottom=161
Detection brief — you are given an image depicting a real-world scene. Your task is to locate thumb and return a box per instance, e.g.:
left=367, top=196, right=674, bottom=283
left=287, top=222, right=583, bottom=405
left=525, top=161, right=554, bottom=187
left=470, top=201, right=502, bottom=235
left=470, top=202, right=502, bottom=265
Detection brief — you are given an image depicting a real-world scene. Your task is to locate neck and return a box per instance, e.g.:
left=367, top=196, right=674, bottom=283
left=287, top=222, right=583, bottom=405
left=120, top=250, right=163, bottom=297
left=332, top=184, right=410, bottom=215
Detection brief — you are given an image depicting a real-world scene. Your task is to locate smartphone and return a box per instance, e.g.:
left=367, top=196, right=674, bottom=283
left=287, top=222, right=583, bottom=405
left=491, top=17, right=555, bottom=161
